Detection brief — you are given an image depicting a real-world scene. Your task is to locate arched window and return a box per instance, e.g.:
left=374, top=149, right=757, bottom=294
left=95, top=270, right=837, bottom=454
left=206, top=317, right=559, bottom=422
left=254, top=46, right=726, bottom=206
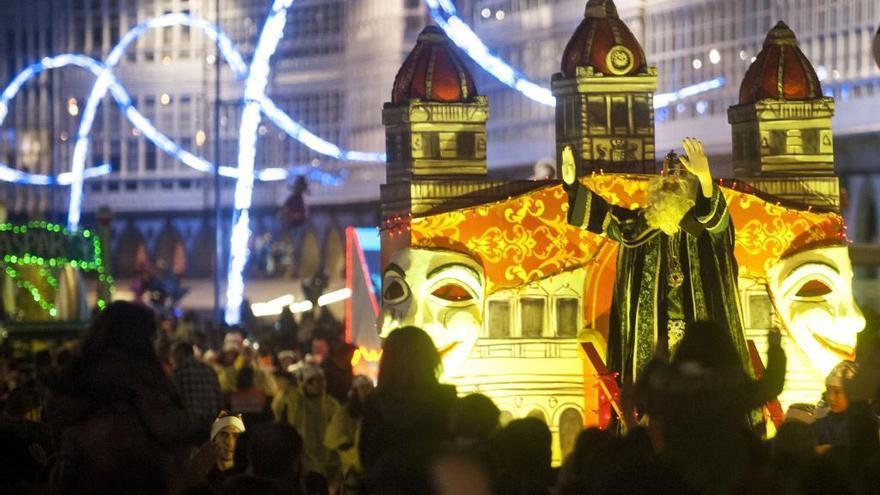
left=558, top=408, right=584, bottom=459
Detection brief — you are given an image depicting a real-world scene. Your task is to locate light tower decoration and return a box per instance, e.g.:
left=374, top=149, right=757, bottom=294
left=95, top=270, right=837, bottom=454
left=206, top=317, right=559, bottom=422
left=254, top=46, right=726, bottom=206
left=552, top=0, right=657, bottom=177
left=380, top=26, right=536, bottom=263
left=729, top=22, right=838, bottom=211
left=384, top=25, right=486, bottom=183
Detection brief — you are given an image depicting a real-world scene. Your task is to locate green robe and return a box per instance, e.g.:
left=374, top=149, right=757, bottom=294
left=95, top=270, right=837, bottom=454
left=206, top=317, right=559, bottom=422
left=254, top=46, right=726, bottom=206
left=567, top=181, right=749, bottom=387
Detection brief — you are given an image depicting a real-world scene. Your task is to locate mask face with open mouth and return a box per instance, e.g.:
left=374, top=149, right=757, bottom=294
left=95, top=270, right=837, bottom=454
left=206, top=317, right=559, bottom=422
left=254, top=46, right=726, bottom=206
left=379, top=248, right=484, bottom=378
left=767, top=244, right=864, bottom=376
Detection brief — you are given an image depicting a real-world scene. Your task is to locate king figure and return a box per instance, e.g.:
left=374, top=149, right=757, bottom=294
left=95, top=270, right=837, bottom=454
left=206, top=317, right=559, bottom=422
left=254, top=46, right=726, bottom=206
left=563, top=138, right=749, bottom=388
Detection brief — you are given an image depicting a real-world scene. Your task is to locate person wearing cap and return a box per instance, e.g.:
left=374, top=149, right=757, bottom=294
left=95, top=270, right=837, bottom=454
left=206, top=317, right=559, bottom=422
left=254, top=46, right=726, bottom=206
left=272, top=363, right=341, bottom=483
left=206, top=411, right=246, bottom=485
left=812, top=360, right=857, bottom=452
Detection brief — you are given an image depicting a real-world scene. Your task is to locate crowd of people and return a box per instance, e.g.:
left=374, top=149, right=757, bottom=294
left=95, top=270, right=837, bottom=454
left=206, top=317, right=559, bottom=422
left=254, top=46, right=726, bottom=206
left=1, top=300, right=880, bottom=494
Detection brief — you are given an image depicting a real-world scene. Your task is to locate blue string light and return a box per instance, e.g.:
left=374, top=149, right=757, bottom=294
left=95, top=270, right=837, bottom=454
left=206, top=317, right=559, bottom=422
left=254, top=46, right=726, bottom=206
left=0, top=12, right=385, bottom=229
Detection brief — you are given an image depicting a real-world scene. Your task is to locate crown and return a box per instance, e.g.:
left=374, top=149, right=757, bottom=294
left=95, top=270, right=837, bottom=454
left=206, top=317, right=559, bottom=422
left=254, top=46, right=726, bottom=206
left=662, top=150, right=685, bottom=177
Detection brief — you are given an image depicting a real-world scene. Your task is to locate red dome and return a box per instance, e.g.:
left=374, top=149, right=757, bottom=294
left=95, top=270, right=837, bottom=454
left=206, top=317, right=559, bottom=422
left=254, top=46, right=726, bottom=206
left=561, top=0, right=647, bottom=77
left=391, top=26, right=478, bottom=105
left=739, top=22, right=823, bottom=104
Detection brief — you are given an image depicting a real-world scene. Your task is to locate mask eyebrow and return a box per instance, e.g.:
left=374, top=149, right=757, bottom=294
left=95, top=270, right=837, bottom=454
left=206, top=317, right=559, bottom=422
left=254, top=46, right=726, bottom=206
left=782, top=261, right=839, bottom=281
left=427, top=263, right=481, bottom=283
left=384, top=263, right=406, bottom=277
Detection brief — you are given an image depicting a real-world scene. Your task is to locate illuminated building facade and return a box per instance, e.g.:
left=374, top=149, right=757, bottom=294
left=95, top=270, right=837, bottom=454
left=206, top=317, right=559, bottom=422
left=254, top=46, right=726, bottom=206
left=0, top=0, right=421, bottom=281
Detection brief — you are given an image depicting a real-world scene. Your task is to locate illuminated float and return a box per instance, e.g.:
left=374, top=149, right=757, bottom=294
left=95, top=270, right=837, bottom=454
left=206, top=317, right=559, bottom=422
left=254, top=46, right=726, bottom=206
left=378, top=1, right=862, bottom=462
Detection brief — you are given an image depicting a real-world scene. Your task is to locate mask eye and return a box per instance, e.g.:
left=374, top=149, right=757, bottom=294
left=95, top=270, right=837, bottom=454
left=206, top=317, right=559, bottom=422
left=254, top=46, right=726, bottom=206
left=796, top=279, right=833, bottom=298
left=383, top=279, right=408, bottom=303
left=431, top=283, right=473, bottom=302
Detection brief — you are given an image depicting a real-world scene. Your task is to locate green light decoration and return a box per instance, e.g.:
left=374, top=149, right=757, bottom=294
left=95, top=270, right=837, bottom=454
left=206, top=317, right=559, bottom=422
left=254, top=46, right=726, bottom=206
left=0, top=221, right=112, bottom=318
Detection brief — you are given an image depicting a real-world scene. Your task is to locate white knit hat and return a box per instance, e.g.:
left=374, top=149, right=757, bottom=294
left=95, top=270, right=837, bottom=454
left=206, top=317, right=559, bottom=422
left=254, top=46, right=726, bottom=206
left=211, top=412, right=245, bottom=440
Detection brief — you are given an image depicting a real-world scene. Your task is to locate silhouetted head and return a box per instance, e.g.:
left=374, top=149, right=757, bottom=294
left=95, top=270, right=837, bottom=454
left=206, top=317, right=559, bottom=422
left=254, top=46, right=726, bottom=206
left=450, top=393, right=500, bottom=440
left=378, top=326, right=441, bottom=394
left=247, top=422, right=303, bottom=478
left=79, top=301, right=158, bottom=363
left=672, top=321, right=743, bottom=373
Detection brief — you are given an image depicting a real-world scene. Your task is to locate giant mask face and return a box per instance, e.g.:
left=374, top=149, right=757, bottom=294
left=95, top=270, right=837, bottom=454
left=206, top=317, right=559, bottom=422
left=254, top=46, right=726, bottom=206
left=767, top=245, right=864, bottom=375
left=379, top=248, right=484, bottom=377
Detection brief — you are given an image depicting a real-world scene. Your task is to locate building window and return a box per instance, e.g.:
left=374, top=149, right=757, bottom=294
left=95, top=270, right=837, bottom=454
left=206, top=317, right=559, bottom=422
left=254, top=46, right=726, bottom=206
left=126, top=137, right=139, bottom=172
left=610, top=97, right=629, bottom=133
left=145, top=146, right=157, bottom=171
left=587, top=97, right=606, bottom=133
left=633, top=97, right=651, bottom=133
left=487, top=300, right=511, bottom=338
left=555, top=298, right=579, bottom=338
left=521, top=298, right=545, bottom=338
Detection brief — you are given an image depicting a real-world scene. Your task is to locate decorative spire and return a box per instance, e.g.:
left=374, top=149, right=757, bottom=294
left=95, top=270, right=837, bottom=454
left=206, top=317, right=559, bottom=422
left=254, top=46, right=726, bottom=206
left=391, top=26, right=478, bottom=105
left=739, top=21, right=822, bottom=104
left=561, top=0, right=646, bottom=77
left=584, top=0, right=619, bottom=18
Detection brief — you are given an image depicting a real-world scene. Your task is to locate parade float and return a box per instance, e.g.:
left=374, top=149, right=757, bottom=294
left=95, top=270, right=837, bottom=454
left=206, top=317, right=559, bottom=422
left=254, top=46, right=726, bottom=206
left=377, top=0, right=863, bottom=462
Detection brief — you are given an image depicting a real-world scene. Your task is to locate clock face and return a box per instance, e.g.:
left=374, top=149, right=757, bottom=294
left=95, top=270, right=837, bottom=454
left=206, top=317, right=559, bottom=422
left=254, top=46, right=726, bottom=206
left=606, top=45, right=635, bottom=75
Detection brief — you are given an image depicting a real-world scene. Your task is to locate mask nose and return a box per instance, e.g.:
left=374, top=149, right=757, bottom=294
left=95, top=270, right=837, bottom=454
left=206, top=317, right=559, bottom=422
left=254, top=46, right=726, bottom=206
left=379, top=302, right=417, bottom=338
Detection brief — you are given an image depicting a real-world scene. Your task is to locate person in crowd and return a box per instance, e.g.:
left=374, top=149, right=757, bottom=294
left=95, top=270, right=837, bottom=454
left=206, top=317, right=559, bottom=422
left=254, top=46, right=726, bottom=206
left=240, top=345, right=278, bottom=397
left=635, top=320, right=786, bottom=495
left=325, top=374, right=374, bottom=492
left=246, top=422, right=305, bottom=492
left=171, top=340, right=224, bottom=444
left=311, top=336, right=330, bottom=365
left=359, top=326, right=458, bottom=470
left=278, top=350, right=298, bottom=373
left=488, top=417, right=555, bottom=495
left=277, top=307, right=300, bottom=352
left=217, top=347, right=241, bottom=394
left=280, top=175, right=309, bottom=277
left=0, top=386, right=53, bottom=491
left=772, top=419, right=817, bottom=478
left=48, top=301, right=192, bottom=494
left=322, top=338, right=355, bottom=404
left=449, top=393, right=500, bottom=447
left=227, top=366, right=270, bottom=424
left=812, top=359, right=858, bottom=451
left=430, top=448, right=493, bottom=495
left=273, top=363, right=341, bottom=482
left=207, top=411, right=247, bottom=486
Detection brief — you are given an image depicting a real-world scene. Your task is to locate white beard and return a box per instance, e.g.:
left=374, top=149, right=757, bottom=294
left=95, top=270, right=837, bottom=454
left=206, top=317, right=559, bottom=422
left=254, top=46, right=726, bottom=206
left=644, top=175, right=698, bottom=235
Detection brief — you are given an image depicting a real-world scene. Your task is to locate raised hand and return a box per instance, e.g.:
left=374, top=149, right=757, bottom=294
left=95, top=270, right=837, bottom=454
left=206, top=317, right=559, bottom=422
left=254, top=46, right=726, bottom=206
left=679, top=137, right=713, bottom=198
left=561, top=145, right=577, bottom=189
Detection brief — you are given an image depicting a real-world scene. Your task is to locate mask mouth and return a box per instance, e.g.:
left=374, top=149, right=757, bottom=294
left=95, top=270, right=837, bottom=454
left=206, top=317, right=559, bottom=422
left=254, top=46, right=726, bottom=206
left=436, top=340, right=461, bottom=360
left=811, top=332, right=855, bottom=360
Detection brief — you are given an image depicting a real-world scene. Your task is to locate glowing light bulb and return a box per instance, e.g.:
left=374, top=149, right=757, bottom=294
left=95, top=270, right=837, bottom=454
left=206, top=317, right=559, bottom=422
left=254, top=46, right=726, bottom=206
left=67, top=98, right=79, bottom=116
left=708, top=48, right=720, bottom=64
left=692, top=58, right=703, bottom=70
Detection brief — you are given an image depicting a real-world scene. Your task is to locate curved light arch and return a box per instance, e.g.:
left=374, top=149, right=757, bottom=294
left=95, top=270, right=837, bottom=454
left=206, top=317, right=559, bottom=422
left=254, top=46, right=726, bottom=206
left=0, top=12, right=385, bottom=229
